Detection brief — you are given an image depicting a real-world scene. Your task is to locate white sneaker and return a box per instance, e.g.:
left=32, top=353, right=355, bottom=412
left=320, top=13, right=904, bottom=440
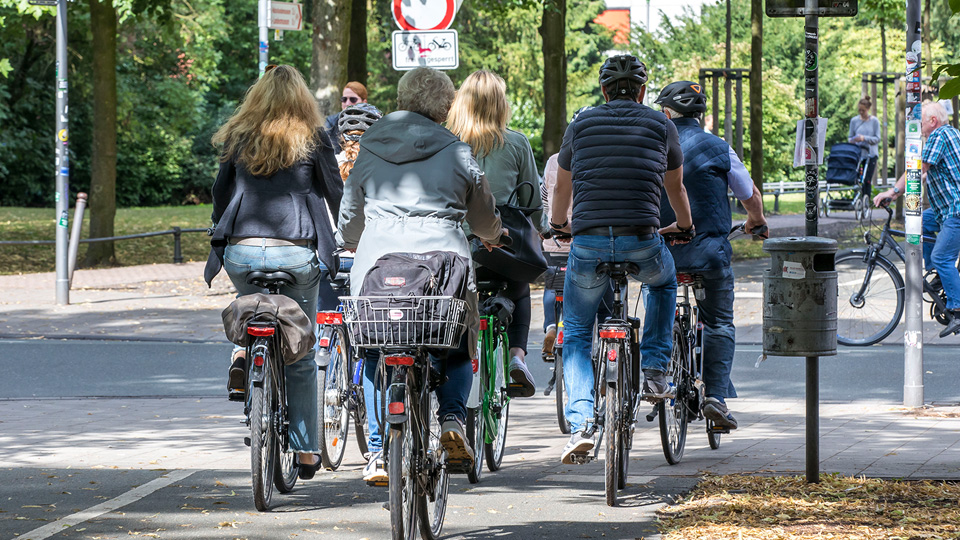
left=362, top=450, right=387, bottom=483
left=560, top=431, right=595, bottom=464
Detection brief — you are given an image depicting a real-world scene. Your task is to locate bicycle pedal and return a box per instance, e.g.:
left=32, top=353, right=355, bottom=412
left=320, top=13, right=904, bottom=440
left=569, top=454, right=593, bottom=465
left=709, top=426, right=731, bottom=434
left=228, top=389, right=246, bottom=402
left=541, top=354, right=555, bottom=363
left=505, top=383, right=529, bottom=398
left=366, top=479, right=389, bottom=487
left=445, top=459, right=473, bottom=474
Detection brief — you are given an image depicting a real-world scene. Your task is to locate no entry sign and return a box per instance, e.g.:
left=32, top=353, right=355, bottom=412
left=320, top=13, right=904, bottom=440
left=392, top=0, right=462, bottom=31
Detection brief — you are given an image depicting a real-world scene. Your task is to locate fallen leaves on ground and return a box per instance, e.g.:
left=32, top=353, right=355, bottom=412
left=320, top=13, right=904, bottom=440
left=658, top=474, right=960, bottom=540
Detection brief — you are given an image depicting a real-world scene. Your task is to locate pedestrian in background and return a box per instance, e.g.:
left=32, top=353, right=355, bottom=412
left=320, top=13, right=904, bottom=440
left=849, top=95, right=881, bottom=195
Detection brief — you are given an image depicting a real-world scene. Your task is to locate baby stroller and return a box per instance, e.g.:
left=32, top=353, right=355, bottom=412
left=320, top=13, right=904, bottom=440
left=822, top=142, right=871, bottom=221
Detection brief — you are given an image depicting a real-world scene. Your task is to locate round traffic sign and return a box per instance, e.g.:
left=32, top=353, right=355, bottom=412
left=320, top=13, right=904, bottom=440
left=393, top=0, right=458, bottom=31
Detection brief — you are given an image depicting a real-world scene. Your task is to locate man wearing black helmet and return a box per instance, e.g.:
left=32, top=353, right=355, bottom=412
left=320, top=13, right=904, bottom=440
left=551, top=54, right=693, bottom=464
left=654, top=80, right=767, bottom=430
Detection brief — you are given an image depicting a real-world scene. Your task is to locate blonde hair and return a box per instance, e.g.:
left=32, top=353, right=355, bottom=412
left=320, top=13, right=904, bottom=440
left=447, top=70, right=510, bottom=158
left=338, top=132, right=363, bottom=181
left=397, top=67, right=456, bottom=123
left=212, top=65, right=322, bottom=177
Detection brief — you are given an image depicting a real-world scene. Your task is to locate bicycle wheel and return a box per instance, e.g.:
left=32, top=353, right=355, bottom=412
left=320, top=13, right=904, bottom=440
left=250, top=358, right=276, bottom=511
left=466, top=406, right=484, bottom=484
left=317, top=326, right=350, bottom=470
left=484, top=338, right=509, bottom=472
left=617, top=355, right=633, bottom=490
left=554, top=351, right=571, bottom=434
left=417, top=391, right=449, bottom=540
left=604, top=347, right=621, bottom=506
left=707, top=420, right=722, bottom=450
left=353, top=384, right=370, bottom=458
left=836, top=250, right=905, bottom=346
left=388, top=423, right=418, bottom=540
left=659, top=323, right=688, bottom=465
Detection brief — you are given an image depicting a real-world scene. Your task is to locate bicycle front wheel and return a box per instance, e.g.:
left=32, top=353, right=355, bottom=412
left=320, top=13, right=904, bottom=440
left=836, top=250, right=905, bottom=346
left=250, top=361, right=277, bottom=511
left=659, top=323, right=688, bottom=465
left=318, top=326, right=350, bottom=470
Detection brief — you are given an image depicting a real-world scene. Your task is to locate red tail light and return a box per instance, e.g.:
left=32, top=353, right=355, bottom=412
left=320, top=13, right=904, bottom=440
left=319, top=337, right=330, bottom=348
left=599, top=329, right=627, bottom=339
left=555, top=295, right=563, bottom=302
left=607, top=349, right=618, bottom=361
left=557, top=331, right=563, bottom=345
left=253, top=355, right=265, bottom=367
left=388, top=402, right=405, bottom=414
left=316, top=312, right=343, bottom=325
left=247, top=326, right=275, bottom=337
left=677, top=273, right=694, bottom=285
left=384, top=355, right=415, bottom=366
left=479, top=319, right=489, bottom=331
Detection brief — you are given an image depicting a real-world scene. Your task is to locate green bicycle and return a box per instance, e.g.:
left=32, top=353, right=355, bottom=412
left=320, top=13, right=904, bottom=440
left=465, top=279, right=524, bottom=483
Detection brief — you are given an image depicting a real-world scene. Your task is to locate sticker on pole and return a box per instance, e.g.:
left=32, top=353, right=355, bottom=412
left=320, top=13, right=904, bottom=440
left=393, top=0, right=462, bottom=31
left=782, top=261, right=806, bottom=280
left=392, top=30, right=459, bottom=71
left=269, top=1, right=303, bottom=31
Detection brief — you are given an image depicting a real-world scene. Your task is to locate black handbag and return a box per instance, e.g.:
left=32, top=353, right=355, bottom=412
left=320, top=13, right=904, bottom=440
left=471, top=182, right=548, bottom=283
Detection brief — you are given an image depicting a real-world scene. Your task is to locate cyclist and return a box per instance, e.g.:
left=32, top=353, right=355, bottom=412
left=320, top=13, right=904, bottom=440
left=873, top=100, right=960, bottom=337
left=447, top=69, right=539, bottom=397
left=205, top=65, right=344, bottom=480
left=336, top=103, right=382, bottom=181
left=324, top=81, right=369, bottom=154
left=550, top=54, right=693, bottom=464
left=654, top=80, right=768, bottom=430
left=338, top=67, right=506, bottom=481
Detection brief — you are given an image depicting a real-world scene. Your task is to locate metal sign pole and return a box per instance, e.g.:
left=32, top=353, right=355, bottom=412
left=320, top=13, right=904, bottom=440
left=258, top=0, right=270, bottom=76
left=903, top=0, right=924, bottom=407
left=803, top=0, right=820, bottom=484
left=55, top=0, right=70, bottom=305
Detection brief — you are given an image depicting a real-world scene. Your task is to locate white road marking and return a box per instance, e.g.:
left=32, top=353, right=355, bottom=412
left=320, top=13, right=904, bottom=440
left=20, top=469, right=194, bottom=540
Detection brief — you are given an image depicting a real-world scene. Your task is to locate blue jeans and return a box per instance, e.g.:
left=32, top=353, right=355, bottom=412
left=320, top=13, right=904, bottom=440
left=542, top=273, right=615, bottom=330
left=922, top=209, right=960, bottom=311
left=694, top=266, right=737, bottom=400
left=362, top=336, right=472, bottom=453
left=224, top=244, right=322, bottom=454
left=561, top=233, right=677, bottom=432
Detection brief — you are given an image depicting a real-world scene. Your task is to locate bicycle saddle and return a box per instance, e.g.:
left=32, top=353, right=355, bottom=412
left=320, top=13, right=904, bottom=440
left=246, top=270, right=295, bottom=289
left=595, top=262, right=640, bottom=281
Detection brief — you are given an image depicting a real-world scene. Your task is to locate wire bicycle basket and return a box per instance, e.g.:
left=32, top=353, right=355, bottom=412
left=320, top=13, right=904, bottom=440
left=340, top=296, right=468, bottom=349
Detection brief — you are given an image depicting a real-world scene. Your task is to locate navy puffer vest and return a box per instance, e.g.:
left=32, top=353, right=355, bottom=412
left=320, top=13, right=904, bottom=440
left=568, top=100, right=669, bottom=234
left=659, top=117, right=733, bottom=272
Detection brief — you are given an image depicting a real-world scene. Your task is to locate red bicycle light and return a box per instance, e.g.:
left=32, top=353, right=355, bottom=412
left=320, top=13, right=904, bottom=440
left=471, top=357, right=479, bottom=373
left=247, top=326, right=275, bottom=337
left=316, top=312, right=343, bottom=325
left=388, top=402, right=405, bottom=414
left=557, top=331, right=563, bottom=345
left=384, top=355, right=415, bottom=366
left=607, top=349, right=618, bottom=361
left=253, top=355, right=265, bottom=367
left=479, top=319, right=489, bottom=331
left=319, top=337, right=330, bottom=348
left=556, top=295, right=563, bottom=302
left=599, top=329, right=627, bottom=339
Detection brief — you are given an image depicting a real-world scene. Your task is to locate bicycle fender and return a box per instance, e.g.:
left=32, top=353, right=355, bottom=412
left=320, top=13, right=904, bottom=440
left=386, top=376, right=408, bottom=425
left=604, top=341, right=620, bottom=384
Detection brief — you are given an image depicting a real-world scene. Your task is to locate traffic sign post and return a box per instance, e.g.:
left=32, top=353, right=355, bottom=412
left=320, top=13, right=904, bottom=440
left=258, top=0, right=270, bottom=77
left=392, top=30, right=459, bottom=71
left=55, top=0, right=69, bottom=305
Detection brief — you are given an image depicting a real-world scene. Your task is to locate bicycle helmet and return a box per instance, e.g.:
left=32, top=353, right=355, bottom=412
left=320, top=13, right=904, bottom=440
left=338, top=103, right=382, bottom=142
left=598, top=54, right=648, bottom=96
left=654, top=81, right=707, bottom=115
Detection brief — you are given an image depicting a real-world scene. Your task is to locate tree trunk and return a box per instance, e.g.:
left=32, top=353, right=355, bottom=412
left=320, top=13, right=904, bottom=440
left=923, top=0, right=932, bottom=78
left=880, top=18, right=887, bottom=74
left=311, top=0, right=352, bottom=117
left=85, top=0, right=118, bottom=266
left=539, top=0, right=566, bottom=159
left=346, top=0, right=367, bottom=85
left=749, top=0, right=763, bottom=190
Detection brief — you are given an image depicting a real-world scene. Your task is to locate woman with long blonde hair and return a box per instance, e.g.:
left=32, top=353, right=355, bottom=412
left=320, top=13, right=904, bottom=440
left=447, top=69, right=542, bottom=397
left=205, top=64, right=343, bottom=481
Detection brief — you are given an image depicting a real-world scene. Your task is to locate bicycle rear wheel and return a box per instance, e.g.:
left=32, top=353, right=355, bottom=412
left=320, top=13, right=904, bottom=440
left=484, top=338, right=509, bottom=472
left=388, top=423, right=418, bottom=540
left=659, top=323, right=688, bottom=465
left=466, top=406, right=483, bottom=484
left=604, top=365, right=621, bottom=506
left=418, top=391, right=449, bottom=540
left=318, top=326, right=350, bottom=470
left=250, top=359, right=277, bottom=511
left=554, top=351, right=571, bottom=434
left=836, top=250, right=905, bottom=346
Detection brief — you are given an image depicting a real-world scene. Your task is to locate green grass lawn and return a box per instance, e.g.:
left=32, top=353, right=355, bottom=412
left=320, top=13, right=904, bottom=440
left=0, top=205, right=213, bottom=275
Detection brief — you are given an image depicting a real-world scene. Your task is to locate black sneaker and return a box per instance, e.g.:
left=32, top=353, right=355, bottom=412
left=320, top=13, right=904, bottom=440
left=228, top=357, right=245, bottom=392
left=641, top=369, right=672, bottom=399
left=940, top=311, right=960, bottom=338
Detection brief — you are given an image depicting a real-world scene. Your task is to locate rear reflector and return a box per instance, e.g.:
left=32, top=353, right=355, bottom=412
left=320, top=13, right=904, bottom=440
left=599, top=329, right=627, bottom=339
left=247, top=326, right=275, bottom=337
left=316, top=312, right=343, bottom=325
left=556, top=295, right=563, bottom=302
left=557, top=331, right=563, bottom=345
left=607, top=349, right=618, bottom=361
left=384, top=355, right=415, bottom=366
left=253, top=355, right=265, bottom=367
left=319, top=337, right=330, bottom=348
left=388, top=402, right=405, bottom=414
left=479, top=319, right=489, bottom=331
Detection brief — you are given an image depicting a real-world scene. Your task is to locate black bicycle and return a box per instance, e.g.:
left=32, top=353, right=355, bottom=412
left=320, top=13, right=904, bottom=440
left=235, top=271, right=302, bottom=511
left=541, top=250, right=571, bottom=434
left=836, top=200, right=952, bottom=346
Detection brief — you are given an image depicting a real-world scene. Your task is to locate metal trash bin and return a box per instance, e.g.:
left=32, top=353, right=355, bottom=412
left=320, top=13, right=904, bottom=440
left=762, top=237, right=838, bottom=357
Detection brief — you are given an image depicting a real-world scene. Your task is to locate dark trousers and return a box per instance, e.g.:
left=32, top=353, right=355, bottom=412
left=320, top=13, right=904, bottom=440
left=475, top=266, right=531, bottom=354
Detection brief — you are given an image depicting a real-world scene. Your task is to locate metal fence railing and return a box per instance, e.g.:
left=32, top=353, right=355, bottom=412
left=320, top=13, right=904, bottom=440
left=0, top=227, right=208, bottom=263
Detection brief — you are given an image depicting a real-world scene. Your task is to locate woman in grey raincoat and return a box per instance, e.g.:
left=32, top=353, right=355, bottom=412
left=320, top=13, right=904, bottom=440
left=337, top=67, right=505, bottom=482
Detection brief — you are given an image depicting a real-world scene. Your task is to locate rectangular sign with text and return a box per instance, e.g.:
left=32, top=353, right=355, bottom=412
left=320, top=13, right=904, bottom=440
left=392, top=30, right=459, bottom=71
left=269, top=1, right=303, bottom=31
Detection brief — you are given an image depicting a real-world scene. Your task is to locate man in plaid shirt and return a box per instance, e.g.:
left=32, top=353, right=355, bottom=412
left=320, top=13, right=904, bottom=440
left=875, top=101, right=960, bottom=337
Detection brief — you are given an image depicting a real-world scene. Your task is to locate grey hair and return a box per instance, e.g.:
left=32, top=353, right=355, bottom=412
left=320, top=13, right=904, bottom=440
left=923, top=100, right=949, bottom=126
left=397, top=67, right=456, bottom=123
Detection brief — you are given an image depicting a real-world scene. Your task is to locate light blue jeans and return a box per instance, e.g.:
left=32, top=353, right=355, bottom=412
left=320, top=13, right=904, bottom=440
left=561, top=233, right=677, bottom=432
left=922, top=209, right=960, bottom=311
left=223, top=243, right=322, bottom=453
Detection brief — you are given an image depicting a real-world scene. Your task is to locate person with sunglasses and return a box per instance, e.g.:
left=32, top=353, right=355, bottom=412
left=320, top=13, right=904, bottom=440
left=324, top=81, right=369, bottom=154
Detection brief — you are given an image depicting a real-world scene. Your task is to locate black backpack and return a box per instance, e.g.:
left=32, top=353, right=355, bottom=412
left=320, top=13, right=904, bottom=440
left=354, top=251, right=471, bottom=347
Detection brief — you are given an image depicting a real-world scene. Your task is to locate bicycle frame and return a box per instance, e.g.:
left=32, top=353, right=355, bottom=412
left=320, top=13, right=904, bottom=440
left=673, top=274, right=706, bottom=419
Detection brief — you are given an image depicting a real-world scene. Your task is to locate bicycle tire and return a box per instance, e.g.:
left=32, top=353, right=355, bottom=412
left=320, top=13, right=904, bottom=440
left=659, top=323, right=688, bottom=465
left=417, top=391, right=448, bottom=540
left=353, top=383, right=370, bottom=458
left=836, top=249, right=905, bottom=346
left=617, top=354, right=632, bottom=490
left=554, top=351, right=571, bottom=434
left=250, top=357, right=276, bottom=511
left=466, top=406, right=483, bottom=484
left=604, top=348, right=620, bottom=506
left=484, top=337, right=509, bottom=472
left=388, top=423, right=418, bottom=540
left=317, top=326, right=350, bottom=470
left=707, top=420, right=722, bottom=450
